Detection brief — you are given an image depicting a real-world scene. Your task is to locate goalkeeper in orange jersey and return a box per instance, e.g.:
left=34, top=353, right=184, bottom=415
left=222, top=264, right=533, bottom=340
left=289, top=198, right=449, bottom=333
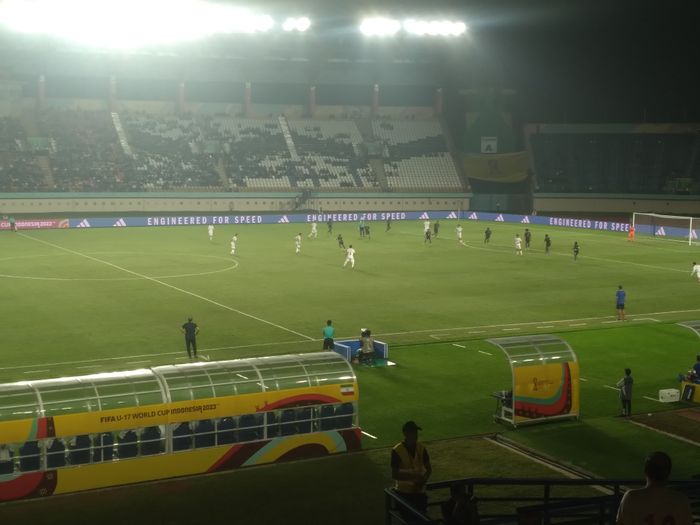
left=627, top=225, right=635, bottom=241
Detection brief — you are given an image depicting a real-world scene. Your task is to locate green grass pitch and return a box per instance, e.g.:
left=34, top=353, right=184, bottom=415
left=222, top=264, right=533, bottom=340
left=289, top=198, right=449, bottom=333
left=2, top=218, right=700, bottom=481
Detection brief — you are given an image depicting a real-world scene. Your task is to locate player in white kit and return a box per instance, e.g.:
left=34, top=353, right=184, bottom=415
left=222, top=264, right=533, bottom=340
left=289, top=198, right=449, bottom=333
left=456, top=225, right=464, bottom=245
left=423, top=220, right=431, bottom=233
left=343, top=245, right=355, bottom=268
left=295, top=233, right=302, bottom=254
left=207, top=224, right=214, bottom=241
left=515, top=234, right=523, bottom=256
left=308, top=222, right=318, bottom=239
left=230, top=234, right=238, bottom=255
left=692, top=261, right=700, bottom=283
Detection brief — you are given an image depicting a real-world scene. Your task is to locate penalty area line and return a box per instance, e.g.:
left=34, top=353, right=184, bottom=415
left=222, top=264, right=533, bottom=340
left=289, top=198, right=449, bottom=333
left=19, top=233, right=315, bottom=342
left=361, top=430, right=378, bottom=440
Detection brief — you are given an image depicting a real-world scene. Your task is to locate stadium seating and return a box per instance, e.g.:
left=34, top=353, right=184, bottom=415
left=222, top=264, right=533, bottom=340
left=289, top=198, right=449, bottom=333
left=530, top=133, right=700, bottom=194
left=372, top=119, right=463, bottom=191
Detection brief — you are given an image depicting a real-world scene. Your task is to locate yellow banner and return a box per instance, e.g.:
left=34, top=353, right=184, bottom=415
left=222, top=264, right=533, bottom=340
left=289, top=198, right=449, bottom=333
left=463, top=152, right=529, bottom=183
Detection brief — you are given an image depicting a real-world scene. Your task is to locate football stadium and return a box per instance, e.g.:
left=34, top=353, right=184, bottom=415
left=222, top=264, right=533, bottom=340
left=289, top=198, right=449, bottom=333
left=0, top=0, right=699, bottom=523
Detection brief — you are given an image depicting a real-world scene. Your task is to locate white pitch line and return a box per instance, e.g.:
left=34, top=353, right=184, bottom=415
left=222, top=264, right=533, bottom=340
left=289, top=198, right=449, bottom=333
left=643, top=396, right=664, bottom=403
left=502, top=328, right=521, bottom=331
left=23, top=370, right=49, bottom=374
left=603, top=385, right=619, bottom=391
left=200, top=355, right=211, bottom=361
left=602, top=320, right=620, bottom=324
left=580, top=378, right=588, bottom=382
left=569, top=323, right=587, bottom=327
left=429, top=334, right=444, bottom=340
left=634, top=318, right=661, bottom=322
left=452, top=343, right=466, bottom=348
left=0, top=338, right=311, bottom=372
left=361, top=430, right=378, bottom=440
left=76, top=365, right=103, bottom=369
left=478, top=350, right=493, bottom=356
left=537, top=325, right=555, bottom=329
left=126, top=360, right=151, bottom=365
left=628, top=420, right=700, bottom=447
left=376, top=308, right=700, bottom=338
left=19, top=233, right=315, bottom=341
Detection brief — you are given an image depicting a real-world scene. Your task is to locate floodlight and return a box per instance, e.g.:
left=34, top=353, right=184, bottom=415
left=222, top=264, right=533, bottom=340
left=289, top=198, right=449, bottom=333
left=282, top=17, right=311, bottom=32
left=403, top=18, right=467, bottom=37
left=360, top=17, right=401, bottom=37
left=0, top=0, right=276, bottom=48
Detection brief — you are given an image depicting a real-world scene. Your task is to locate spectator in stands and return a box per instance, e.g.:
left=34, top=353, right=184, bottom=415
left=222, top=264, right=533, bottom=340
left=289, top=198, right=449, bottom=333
left=391, top=421, right=432, bottom=518
left=19, top=440, right=40, bottom=471
left=46, top=438, right=66, bottom=468
left=617, top=368, right=634, bottom=417
left=0, top=444, right=14, bottom=474
left=323, top=320, right=335, bottom=350
left=616, top=451, right=692, bottom=525
left=441, top=483, right=480, bottom=525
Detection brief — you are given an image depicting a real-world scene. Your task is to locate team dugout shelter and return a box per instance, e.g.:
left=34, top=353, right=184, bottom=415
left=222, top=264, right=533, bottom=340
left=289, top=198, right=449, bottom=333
left=0, top=352, right=360, bottom=502
left=487, top=335, right=580, bottom=428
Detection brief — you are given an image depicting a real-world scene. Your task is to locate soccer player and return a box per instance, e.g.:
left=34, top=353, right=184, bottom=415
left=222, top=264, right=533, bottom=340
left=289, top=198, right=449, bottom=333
left=692, top=261, right=700, bottom=283
left=295, top=233, right=302, bottom=254
left=627, top=225, right=635, bottom=242
left=386, top=217, right=391, bottom=232
left=514, top=234, right=523, bottom=256
left=207, top=224, right=214, bottom=241
left=308, top=221, right=318, bottom=239
left=616, top=285, right=626, bottom=321
left=343, top=244, right=356, bottom=268
left=456, top=224, right=464, bottom=245
left=484, top=227, right=491, bottom=244
left=365, top=223, right=371, bottom=239
left=423, top=220, right=431, bottom=234
left=230, top=234, right=238, bottom=255
left=544, top=234, right=552, bottom=254
left=337, top=234, right=345, bottom=249
left=327, top=218, right=333, bottom=234
left=573, top=241, right=580, bottom=260
left=424, top=229, right=432, bottom=244
left=181, top=317, right=199, bottom=359
left=359, top=220, right=365, bottom=238
left=524, top=228, right=532, bottom=249
left=433, top=220, right=440, bottom=238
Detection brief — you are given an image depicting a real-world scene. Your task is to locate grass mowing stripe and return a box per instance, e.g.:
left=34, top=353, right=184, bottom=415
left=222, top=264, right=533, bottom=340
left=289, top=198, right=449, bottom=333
left=19, top=233, right=315, bottom=341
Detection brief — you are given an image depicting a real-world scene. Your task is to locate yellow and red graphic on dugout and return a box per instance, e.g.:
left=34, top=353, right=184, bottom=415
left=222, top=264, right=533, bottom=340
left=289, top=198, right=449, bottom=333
left=513, top=362, right=579, bottom=422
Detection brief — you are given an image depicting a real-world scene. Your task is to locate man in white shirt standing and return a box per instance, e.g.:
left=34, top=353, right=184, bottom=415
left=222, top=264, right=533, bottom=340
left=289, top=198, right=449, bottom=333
left=691, top=261, right=700, bottom=283
left=207, top=224, right=214, bottom=241
left=423, top=220, right=431, bottom=235
left=308, top=221, right=318, bottom=239
left=617, top=451, right=692, bottom=525
left=514, top=234, right=523, bottom=256
left=230, top=234, right=238, bottom=255
left=456, top=224, right=464, bottom=245
left=295, top=233, right=302, bottom=254
left=343, top=245, right=356, bottom=268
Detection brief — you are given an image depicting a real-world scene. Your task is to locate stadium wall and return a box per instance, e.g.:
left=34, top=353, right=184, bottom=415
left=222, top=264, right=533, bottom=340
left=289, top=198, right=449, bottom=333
left=534, top=194, right=700, bottom=215
left=0, top=193, right=470, bottom=214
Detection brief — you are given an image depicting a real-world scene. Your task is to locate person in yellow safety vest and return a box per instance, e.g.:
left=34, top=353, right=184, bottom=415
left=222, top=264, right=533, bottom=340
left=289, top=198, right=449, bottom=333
left=391, top=421, right=432, bottom=516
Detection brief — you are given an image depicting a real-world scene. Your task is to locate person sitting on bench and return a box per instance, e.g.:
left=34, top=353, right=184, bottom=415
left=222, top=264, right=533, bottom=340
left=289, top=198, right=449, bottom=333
left=357, top=329, right=375, bottom=365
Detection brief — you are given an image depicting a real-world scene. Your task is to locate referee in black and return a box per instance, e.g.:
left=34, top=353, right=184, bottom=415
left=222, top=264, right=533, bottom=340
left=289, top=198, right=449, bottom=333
left=181, top=317, right=199, bottom=359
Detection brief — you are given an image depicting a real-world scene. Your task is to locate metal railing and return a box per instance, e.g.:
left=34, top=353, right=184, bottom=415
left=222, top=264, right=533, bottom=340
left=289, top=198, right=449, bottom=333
left=385, top=477, right=700, bottom=525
